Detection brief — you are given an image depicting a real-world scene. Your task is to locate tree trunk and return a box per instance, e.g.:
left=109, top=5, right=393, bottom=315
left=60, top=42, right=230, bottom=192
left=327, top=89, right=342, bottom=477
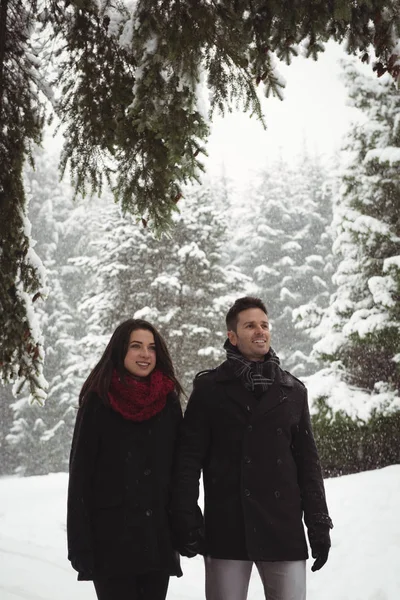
left=0, top=0, right=9, bottom=115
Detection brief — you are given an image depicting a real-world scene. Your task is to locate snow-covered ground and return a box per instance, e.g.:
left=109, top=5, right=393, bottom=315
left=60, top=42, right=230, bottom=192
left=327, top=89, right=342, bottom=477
left=0, top=466, right=399, bottom=600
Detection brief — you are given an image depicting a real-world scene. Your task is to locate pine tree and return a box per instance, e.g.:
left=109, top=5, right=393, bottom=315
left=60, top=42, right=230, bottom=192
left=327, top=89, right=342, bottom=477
left=75, top=184, right=249, bottom=394
left=311, top=60, right=400, bottom=392
left=6, top=148, right=96, bottom=474
left=1, top=1, right=400, bottom=400
left=232, top=157, right=333, bottom=375
left=149, top=185, right=250, bottom=392
left=0, top=384, right=18, bottom=475
left=0, top=0, right=47, bottom=403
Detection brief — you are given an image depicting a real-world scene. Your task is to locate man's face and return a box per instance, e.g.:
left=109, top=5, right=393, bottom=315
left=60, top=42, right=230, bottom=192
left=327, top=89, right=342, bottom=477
left=227, top=307, right=271, bottom=362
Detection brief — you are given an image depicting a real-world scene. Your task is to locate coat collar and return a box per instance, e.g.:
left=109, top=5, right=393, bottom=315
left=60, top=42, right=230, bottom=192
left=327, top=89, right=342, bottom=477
left=215, top=360, right=294, bottom=386
left=214, top=361, right=294, bottom=417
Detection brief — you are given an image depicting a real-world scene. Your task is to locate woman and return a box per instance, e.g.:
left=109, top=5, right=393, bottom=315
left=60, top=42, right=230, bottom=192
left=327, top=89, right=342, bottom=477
left=67, top=319, right=183, bottom=600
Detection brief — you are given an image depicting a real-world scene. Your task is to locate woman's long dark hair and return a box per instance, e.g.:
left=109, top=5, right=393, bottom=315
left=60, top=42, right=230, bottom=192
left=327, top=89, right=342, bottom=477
left=79, top=319, right=183, bottom=406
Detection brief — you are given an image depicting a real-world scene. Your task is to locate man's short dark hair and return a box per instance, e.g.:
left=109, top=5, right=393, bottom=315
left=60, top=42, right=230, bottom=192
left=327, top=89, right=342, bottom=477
left=226, top=296, right=268, bottom=332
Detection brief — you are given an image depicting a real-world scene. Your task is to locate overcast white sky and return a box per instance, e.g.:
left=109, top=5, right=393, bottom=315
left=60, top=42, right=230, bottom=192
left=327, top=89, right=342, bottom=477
left=204, top=40, right=364, bottom=183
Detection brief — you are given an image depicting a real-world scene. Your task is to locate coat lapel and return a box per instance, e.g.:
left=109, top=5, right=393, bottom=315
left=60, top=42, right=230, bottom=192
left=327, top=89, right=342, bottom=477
left=215, top=361, right=258, bottom=415
left=255, top=368, right=294, bottom=416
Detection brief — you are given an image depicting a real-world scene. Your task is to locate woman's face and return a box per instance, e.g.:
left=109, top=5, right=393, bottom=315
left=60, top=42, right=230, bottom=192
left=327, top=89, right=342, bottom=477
left=124, top=329, right=157, bottom=378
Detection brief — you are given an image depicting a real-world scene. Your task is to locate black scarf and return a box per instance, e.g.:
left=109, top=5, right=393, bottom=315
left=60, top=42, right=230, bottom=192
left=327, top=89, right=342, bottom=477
left=224, top=338, right=280, bottom=392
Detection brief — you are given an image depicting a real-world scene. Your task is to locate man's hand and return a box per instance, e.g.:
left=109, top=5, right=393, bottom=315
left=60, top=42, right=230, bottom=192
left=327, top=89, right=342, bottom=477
left=311, top=542, right=330, bottom=572
left=309, top=524, right=332, bottom=572
left=178, top=539, right=201, bottom=558
left=70, top=553, right=94, bottom=576
left=176, top=528, right=204, bottom=558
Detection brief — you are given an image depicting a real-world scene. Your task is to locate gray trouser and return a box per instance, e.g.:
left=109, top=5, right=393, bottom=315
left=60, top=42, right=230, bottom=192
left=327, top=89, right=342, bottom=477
left=204, top=557, right=306, bottom=600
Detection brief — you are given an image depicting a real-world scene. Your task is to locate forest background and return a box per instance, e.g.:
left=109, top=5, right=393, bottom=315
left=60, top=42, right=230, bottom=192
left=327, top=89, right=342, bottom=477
left=1, top=4, right=400, bottom=479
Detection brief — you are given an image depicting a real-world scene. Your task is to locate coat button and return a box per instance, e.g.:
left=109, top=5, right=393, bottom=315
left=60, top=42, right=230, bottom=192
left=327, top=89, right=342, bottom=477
left=244, top=489, right=251, bottom=497
left=277, top=458, right=282, bottom=466
left=247, top=425, right=253, bottom=432
left=244, top=456, right=251, bottom=464
left=274, top=490, right=281, bottom=499
left=246, top=405, right=251, bottom=412
left=144, top=469, right=151, bottom=476
left=276, top=427, right=282, bottom=435
left=145, top=509, right=152, bottom=517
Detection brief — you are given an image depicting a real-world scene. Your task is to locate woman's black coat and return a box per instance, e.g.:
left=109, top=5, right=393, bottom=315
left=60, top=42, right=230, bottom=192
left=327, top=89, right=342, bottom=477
left=67, top=391, right=182, bottom=580
left=172, top=361, right=332, bottom=561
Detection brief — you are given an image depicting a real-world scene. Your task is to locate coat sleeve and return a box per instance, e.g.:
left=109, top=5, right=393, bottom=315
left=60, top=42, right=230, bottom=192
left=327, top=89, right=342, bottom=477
left=67, top=394, right=101, bottom=563
left=169, top=391, right=184, bottom=435
left=170, top=378, right=211, bottom=542
left=291, top=389, right=333, bottom=542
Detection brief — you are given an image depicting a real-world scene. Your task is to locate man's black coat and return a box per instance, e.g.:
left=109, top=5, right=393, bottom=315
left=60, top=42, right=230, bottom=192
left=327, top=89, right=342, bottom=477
left=171, top=361, right=332, bottom=561
left=67, top=392, right=182, bottom=580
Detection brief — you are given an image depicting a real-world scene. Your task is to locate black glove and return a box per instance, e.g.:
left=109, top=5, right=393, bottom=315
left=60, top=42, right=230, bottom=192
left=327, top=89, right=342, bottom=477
left=176, top=528, right=204, bottom=558
left=309, top=524, right=331, bottom=572
left=311, top=542, right=330, bottom=571
left=70, top=553, right=94, bottom=576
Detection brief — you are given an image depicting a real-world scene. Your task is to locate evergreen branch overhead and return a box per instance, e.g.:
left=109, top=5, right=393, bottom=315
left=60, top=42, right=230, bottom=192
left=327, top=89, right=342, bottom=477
left=47, top=0, right=400, bottom=226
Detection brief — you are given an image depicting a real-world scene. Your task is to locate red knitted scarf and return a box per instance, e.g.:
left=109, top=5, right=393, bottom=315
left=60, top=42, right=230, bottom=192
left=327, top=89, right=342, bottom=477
left=108, top=369, right=175, bottom=422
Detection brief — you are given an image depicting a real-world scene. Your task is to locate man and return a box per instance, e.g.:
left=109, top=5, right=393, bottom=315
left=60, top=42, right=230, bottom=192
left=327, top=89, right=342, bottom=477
left=171, top=297, right=332, bottom=600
